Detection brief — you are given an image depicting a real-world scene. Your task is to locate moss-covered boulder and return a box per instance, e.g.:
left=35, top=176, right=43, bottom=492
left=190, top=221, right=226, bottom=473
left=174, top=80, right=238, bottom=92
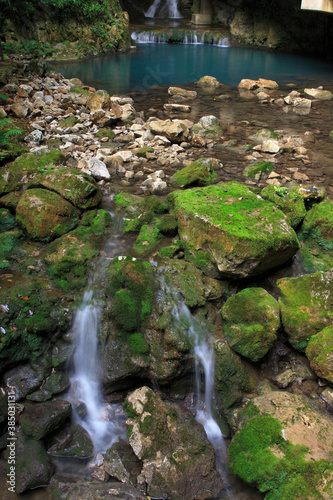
left=132, top=223, right=162, bottom=257
left=14, top=436, right=55, bottom=494
left=124, top=386, right=223, bottom=499
left=44, top=211, right=111, bottom=291
left=47, top=423, right=94, bottom=458
left=103, top=440, right=142, bottom=485
left=106, top=257, right=155, bottom=333
left=168, top=182, right=300, bottom=278
left=16, top=188, right=80, bottom=242
left=170, top=158, right=217, bottom=188
left=243, top=161, right=275, bottom=181
left=305, top=326, right=333, bottom=383
left=0, top=150, right=65, bottom=196
left=228, top=412, right=333, bottom=500
left=261, top=185, right=306, bottom=228
left=21, top=399, right=72, bottom=440
left=278, top=270, right=333, bottom=350
left=0, top=280, right=67, bottom=371
left=214, top=335, right=258, bottom=410
left=160, top=258, right=226, bottom=308
left=33, top=166, right=102, bottom=209
left=114, top=192, right=167, bottom=232
left=221, top=287, right=280, bottom=362
left=299, top=198, right=333, bottom=272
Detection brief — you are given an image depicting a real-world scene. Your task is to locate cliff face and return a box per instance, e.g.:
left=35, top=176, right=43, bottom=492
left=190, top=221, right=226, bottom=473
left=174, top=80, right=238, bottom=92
left=2, top=0, right=130, bottom=57
left=124, top=0, right=333, bottom=57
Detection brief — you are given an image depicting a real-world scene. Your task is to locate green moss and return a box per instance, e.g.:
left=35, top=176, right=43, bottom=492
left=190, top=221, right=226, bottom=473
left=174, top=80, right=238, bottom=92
left=96, top=128, right=115, bottom=139
left=0, top=230, right=22, bottom=268
left=0, top=208, right=17, bottom=232
left=243, top=161, right=275, bottom=180
left=128, top=332, right=150, bottom=355
left=228, top=414, right=333, bottom=499
left=59, top=115, right=80, bottom=128
left=70, top=86, right=90, bottom=94
left=132, top=223, right=162, bottom=256
left=170, top=158, right=217, bottom=188
left=261, top=185, right=306, bottom=228
left=158, top=240, right=183, bottom=258
left=106, top=257, right=155, bottom=334
left=136, top=146, right=154, bottom=158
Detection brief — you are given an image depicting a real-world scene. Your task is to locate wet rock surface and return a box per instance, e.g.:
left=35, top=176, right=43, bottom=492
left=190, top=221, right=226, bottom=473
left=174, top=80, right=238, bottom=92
left=0, top=69, right=333, bottom=499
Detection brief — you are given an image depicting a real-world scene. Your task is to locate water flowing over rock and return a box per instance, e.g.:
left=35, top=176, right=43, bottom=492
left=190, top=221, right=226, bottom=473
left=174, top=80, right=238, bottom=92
left=124, top=386, right=223, bottom=499
left=168, top=182, right=300, bottom=278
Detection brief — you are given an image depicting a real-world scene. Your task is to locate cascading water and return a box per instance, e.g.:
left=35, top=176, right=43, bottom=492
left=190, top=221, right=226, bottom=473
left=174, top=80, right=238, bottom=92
left=157, top=276, right=231, bottom=488
left=69, top=289, right=126, bottom=453
left=131, top=30, right=230, bottom=46
left=145, top=0, right=182, bottom=19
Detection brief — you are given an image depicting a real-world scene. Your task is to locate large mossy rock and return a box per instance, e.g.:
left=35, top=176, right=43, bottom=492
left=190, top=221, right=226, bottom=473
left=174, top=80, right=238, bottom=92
left=124, top=386, right=223, bottom=499
left=0, top=150, right=65, bottom=196
left=299, top=198, right=333, bottom=272
left=0, top=280, right=68, bottom=371
left=16, top=188, right=80, bottom=242
left=168, top=182, right=299, bottom=278
left=278, top=270, right=333, bottom=350
left=261, top=185, right=306, bottom=228
left=306, top=326, right=333, bottom=383
left=160, top=258, right=227, bottom=308
left=214, top=334, right=258, bottom=411
left=48, top=423, right=94, bottom=458
left=15, top=436, right=55, bottom=494
left=21, top=399, right=72, bottom=440
left=106, top=257, right=155, bottom=333
left=221, top=287, right=280, bottom=362
left=33, top=166, right=102, bottom=209
left=113, top=192, right=167, bottom=232
left=228, top=390, right=333, bottom=499
left=44, top=209, right=111, bottom=290
left=170, top=157, right=217, bottom=188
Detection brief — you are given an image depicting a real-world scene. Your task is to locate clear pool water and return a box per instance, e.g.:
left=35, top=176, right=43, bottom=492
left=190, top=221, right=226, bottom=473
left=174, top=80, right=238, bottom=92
left=53, top=43, right=333, bottom=95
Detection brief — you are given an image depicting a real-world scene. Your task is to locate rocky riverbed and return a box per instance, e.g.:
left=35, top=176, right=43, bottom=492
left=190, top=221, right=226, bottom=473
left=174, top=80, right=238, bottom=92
left=0, top=69, right=333, bottom=499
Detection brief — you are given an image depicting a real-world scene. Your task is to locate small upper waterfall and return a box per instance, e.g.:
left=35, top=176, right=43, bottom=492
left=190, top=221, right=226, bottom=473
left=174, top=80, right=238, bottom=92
left=69, top=289, right=126, bottom=453
left=145, top=0, right=182, bottom=19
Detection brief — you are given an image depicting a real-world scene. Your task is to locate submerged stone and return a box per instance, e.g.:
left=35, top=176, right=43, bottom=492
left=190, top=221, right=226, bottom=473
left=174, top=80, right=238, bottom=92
left=221, top=287, right=280, bottom=362
left=168, top=182, right=300, bottom=278
left=278, top=270, right=333, bottom=350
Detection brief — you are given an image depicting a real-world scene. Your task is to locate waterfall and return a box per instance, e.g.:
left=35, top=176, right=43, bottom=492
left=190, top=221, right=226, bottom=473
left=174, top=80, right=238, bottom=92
left=131, top=30, right=230, bottom=47
left=157, top=277, right=230, bottom=485
left=69, top=289, right=126, bottom=453
left=145, top=0, right=182, bottom=19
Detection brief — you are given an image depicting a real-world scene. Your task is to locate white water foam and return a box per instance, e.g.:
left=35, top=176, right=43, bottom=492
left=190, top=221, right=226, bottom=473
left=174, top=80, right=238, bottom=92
left=69, top=289, right=126, bottom=453
left=145, top=0, right=182, bottom=19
